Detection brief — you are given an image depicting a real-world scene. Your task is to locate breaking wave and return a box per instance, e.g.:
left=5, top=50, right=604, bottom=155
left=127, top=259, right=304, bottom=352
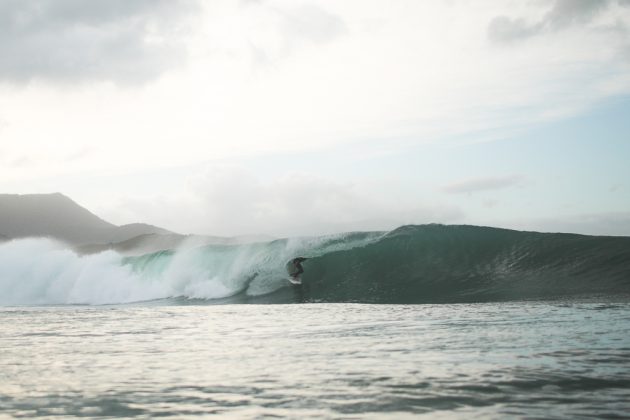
left=1, top=225, right=629, bottom=305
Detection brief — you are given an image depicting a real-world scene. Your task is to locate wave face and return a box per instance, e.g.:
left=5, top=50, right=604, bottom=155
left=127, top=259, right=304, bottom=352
left=303, top=225, right=630, bottom=303
left=1, top=225, right=629, bottom=305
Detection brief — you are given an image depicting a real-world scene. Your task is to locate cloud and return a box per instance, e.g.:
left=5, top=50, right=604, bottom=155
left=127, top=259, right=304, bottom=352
left=240, top=1, right=347, bottom=66
left=8, top=156, right=32, bottom=168
left=442, top=175, right=524, bottom=195
left=546, top=0, right=610, bottom=28
left=1, top=1, right=630, bottom=189
left=101, top=165, right=464, bottom=236
left=511, top=212, right=630, bottom=236
left=278, top=3, right=346, bottom=45
left=488, top=0, right=618, bottom=43
left=0, top=0, right=199, bottom=85
left=186, top=166, right=464, bottom=235
left=487, top=16, right=540, bottom=43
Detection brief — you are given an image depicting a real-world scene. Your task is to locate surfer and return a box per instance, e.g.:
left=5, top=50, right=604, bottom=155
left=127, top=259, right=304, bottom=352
left=289, top=257, right=308, bottom=280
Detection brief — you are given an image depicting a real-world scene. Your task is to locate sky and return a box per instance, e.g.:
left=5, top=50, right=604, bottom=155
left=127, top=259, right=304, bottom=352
left=1, top=0, right=629, bottom=237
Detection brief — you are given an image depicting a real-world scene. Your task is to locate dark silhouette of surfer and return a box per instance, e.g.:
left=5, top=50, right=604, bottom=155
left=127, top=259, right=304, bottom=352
left=289, top=257, right=308, bottom=280
left=288, top=257, right=309, bottom=302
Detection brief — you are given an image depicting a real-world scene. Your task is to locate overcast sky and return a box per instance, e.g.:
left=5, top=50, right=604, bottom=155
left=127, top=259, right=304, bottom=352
left=1, top=0, right=629, bottom=236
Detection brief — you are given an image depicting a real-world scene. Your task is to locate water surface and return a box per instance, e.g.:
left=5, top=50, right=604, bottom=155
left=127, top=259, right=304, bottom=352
left=1, top=301, right=629, bottom=418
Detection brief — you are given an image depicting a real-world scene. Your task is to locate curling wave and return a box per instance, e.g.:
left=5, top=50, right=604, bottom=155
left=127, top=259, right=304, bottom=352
left=1, top=225, right=629, bottom=305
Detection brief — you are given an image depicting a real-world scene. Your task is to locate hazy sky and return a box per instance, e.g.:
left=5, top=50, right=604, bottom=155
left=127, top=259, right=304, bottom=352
left=1, top=0, right=629, bottom=236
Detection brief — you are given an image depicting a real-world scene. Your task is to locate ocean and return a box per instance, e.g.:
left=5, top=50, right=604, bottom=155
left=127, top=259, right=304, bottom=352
left=1, top=302, right=629, bottom=418
left=1, top=225, right=630, bottom=418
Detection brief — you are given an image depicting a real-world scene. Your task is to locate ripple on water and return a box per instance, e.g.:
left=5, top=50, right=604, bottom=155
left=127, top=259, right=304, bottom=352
left=0, top=302, right=629, bottom=418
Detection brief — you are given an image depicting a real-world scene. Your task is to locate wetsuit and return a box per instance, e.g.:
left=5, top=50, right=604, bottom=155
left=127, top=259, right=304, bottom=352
left=291, top=257, right=307, bottom=278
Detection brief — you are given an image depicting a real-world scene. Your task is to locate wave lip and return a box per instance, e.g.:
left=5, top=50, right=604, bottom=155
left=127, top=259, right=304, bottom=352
left=1, top=225, right=629, bottom=305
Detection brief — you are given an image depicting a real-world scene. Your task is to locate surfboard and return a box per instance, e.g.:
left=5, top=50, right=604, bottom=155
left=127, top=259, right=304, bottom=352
left=286, top=259, right=304, bottom=285
left=288, top=276, right=302, bottom=285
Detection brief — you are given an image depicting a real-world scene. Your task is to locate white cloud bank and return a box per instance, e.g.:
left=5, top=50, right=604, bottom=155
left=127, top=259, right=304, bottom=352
left=99, top=165, right=464, bottom=236
left=1, top=0, right=629, bottom=181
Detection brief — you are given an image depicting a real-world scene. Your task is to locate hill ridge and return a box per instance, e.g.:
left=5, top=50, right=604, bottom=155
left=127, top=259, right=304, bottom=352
left=0, top=193, right=173, bottom=245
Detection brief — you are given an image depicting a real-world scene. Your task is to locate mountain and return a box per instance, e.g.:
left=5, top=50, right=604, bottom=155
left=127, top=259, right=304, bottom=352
left=114, top=223, right=172, bottom=240
left=0, top=193, right=173, bottom=245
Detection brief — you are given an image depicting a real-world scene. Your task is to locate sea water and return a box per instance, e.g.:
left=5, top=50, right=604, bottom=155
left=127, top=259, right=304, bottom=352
left=1, top=301, right=629, bottom=419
